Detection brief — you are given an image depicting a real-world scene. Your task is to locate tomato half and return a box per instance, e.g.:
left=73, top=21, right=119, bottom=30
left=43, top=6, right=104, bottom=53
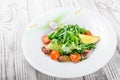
left=41, top=35, right=50, bottom=44
left=85, top=30, right=92, bottom=36
left=70, top=53, right=81, bottom=62
left=50, top=50, right=60, bottom=60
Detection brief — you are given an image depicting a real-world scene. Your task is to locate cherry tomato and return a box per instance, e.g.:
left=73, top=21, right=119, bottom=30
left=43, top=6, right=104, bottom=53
left=41, top=35, right=50, bottom=44
left=70, top=53, right=81, bottom=62
left=50, top=50, right=60, bottom=60
left=85, top=30, right=92, bottom=36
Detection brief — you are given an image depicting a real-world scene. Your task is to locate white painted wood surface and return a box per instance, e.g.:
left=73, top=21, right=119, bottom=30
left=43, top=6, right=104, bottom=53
left=0, top=0, right=120, bottom=80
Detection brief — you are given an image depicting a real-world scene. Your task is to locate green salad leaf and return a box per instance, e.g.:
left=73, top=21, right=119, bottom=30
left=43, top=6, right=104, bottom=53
left=48, top=24, right=95, bottom=55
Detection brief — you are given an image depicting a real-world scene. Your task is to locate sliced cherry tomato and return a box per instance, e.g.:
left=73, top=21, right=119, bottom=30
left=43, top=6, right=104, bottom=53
left=50, top=50, right=60, bottom=60
left=41, top=35, right=50, bottom=44
left=70, top=53, right=81, bottom=62
left=85, top=30, right=92, bottom=36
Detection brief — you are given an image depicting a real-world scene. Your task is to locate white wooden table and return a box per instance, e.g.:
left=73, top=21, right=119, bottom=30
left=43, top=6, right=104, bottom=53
left=0, top=0, right=120, bottom=80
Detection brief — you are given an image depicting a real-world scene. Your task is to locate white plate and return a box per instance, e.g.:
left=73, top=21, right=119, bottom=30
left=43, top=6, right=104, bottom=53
left=22, top=7, right=117, bottom=78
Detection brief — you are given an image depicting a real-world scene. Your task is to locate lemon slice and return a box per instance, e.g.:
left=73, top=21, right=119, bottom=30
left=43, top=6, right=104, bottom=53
left=79, top=34, right=100, bottom=44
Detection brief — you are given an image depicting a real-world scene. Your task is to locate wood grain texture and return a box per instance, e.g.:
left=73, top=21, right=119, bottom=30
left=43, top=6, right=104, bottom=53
left=0, top=0, right=120, bottom=80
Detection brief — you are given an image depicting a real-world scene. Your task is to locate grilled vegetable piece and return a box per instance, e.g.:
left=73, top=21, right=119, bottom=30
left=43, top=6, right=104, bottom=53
left=58, top=56, right=71, bottom=62
left=42, top=46, right=51, bottom=54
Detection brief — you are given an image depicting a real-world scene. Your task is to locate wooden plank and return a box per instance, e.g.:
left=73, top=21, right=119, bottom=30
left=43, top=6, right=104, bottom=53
left=27, top=0, right=47, bottom=21
left=0, top=0, right=37, bottom=80
left=0, top=1, right=15, bottom=80
left=0, top=32, right=7, bottom=80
